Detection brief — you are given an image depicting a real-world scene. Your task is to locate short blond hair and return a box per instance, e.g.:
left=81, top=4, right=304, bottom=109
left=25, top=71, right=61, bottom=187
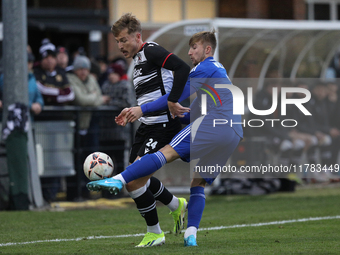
left=189, top=30, right=217, bottom=54
left=111, top=13, right=142, bottom=37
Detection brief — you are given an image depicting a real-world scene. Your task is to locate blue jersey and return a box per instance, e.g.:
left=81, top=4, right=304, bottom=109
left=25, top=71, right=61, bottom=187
left=135, top=56, right=243, bottom=184
left=187, top=57, right=243, bottom=138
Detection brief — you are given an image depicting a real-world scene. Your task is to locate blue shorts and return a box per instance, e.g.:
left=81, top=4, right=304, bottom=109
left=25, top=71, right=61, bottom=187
left=169, top=115, right=241, bottom=185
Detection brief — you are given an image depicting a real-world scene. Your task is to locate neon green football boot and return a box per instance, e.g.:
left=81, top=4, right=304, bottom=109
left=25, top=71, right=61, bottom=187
left=135, top=232, right=165, bottom=247
left=170, top=198, right=187, bottom=235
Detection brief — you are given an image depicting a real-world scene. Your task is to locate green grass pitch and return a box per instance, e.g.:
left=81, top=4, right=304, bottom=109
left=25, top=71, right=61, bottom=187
left=0, top=185, right=339, bottom=254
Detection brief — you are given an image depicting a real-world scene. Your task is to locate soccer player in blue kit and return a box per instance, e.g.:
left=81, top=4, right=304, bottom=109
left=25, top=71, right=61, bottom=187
left=87, top=31, right=243, bottom=247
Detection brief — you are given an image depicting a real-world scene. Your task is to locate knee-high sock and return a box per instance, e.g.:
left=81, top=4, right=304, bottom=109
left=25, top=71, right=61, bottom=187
left=129, top=185, right=161, bottom=234
left=121, top=152, right=167, bottom=183
left=187, top=186, right=205, bottom=229
left=148, top=176, right=179, bottom=211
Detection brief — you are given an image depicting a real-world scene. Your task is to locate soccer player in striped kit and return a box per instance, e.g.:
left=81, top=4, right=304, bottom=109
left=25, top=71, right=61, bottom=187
left=109, top=13, right=191, bottom=247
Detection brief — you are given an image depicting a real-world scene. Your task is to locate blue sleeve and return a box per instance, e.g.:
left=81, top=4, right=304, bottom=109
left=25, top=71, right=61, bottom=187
left=141, top=82, right=192, bottom=114
left=139, top=63, right=211, bottom=114
left=35, top=84, right=45, bottom=107
left=0, top=74, right=3, bottom=92
left=29, top=75, right=45, bottom=108
left=180, top=112, right=190, bottom=124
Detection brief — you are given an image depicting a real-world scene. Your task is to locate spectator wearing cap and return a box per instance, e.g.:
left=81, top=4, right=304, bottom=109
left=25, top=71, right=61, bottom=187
left=101, top=63, right=135, bottom=108
left=111, top=56, right=129, bottom=80
left=34, top=39, right=75, bottom=106
left=66, top=55, right=110, bottom=131
left=0, top=50, right=44, bottom=121
left=56, top=46, right=72, bottom=72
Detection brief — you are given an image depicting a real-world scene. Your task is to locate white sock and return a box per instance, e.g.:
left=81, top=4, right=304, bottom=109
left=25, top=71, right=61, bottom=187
left=147, top=223, right=162, bottom=234
left=184, top=226, right=197, bottom=239
left=167, top=196, right=179, bottom=212
left=128, top=185, right=147, bottom=199
left=112, top=174, right=126, bottom=185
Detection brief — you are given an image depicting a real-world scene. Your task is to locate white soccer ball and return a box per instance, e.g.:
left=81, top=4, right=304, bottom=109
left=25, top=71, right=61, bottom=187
left=83, top=152, right=114, bottom=181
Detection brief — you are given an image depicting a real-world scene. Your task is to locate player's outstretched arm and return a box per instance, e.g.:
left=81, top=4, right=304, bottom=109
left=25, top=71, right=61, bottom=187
left=141, top=46, right=191, bottom=117
left=140, top=84, right=191, bottom=115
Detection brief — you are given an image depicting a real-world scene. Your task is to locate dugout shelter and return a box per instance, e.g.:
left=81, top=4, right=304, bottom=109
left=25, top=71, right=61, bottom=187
left=128, top=18, right=340, bottom=91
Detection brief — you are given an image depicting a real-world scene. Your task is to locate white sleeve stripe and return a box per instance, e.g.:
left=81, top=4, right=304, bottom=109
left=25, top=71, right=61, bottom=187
left=170, top=125, right=190, bottom=148
left=37, top=81, right=59, bottom=96
left=57, top=90, right=75, bottom=103
left=170, top=129, right=190, bottom=148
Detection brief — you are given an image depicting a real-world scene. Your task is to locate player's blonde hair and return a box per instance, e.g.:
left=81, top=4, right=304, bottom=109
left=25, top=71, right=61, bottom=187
left=111, top=13, right=142, bottom=37
left=189, top=30, right=217, bottom=54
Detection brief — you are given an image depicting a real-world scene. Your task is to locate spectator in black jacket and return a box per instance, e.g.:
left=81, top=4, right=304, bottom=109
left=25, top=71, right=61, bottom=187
left=34, top=39, right=75, bottom=106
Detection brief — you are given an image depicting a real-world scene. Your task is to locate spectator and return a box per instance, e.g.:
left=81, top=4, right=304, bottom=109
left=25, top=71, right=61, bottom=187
left=27, top=52, right=44, bottom=120
left=111, top=56, right=129, bottom=80
left=34, top=39, right=75, bottom=106
left=95, top=55, right=109, bottom=86
left=325, top=50, right=340, bottom=79
left=66, top=55, right=110, bottom=200
left=101, top=63, right=135, bottom=108
left=67, top=55, right=110, bottom=131
left=0, top=51, right=44, bottom=121
left=90, top=59, right=102, bottom=82
left=56, top=46, right=72, bottom=72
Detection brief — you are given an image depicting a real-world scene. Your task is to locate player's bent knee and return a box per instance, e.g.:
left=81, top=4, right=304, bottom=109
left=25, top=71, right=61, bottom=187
left=191, top=177, right=206, bottom=188
left=159, top=144, right=180, bottom=163
left=125, top=174, right=153, bottom=192
left=125, top=178, right=148, bottom=192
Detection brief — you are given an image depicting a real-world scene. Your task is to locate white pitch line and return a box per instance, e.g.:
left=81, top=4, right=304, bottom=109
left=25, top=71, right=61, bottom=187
left=1, top=215, right=339, bottom=247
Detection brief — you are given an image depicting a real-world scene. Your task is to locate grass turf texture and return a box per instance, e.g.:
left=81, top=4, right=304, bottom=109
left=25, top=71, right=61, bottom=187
left=0, top=185, right=339, bottom=254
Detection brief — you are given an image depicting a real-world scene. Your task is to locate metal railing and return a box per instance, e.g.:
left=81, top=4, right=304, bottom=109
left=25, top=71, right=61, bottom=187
left=33, top=105, right=134, bottom=200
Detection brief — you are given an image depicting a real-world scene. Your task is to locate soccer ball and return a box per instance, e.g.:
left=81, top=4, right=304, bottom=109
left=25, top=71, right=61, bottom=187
left=83, top=152, right=114, bottom=181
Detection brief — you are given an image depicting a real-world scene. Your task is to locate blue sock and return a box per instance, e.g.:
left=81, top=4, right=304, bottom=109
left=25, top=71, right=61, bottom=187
left=187, top=186, right=205, bottom=229
left=121, top=152, right=167, bottom=183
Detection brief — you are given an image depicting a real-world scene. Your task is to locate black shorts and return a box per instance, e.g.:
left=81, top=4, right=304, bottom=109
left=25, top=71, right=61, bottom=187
left=129, top=118, right=182, bottom=163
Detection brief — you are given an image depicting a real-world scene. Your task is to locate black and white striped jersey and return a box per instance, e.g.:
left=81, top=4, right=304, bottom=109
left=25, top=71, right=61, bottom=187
left=133, top=42, right=174, bottom=125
